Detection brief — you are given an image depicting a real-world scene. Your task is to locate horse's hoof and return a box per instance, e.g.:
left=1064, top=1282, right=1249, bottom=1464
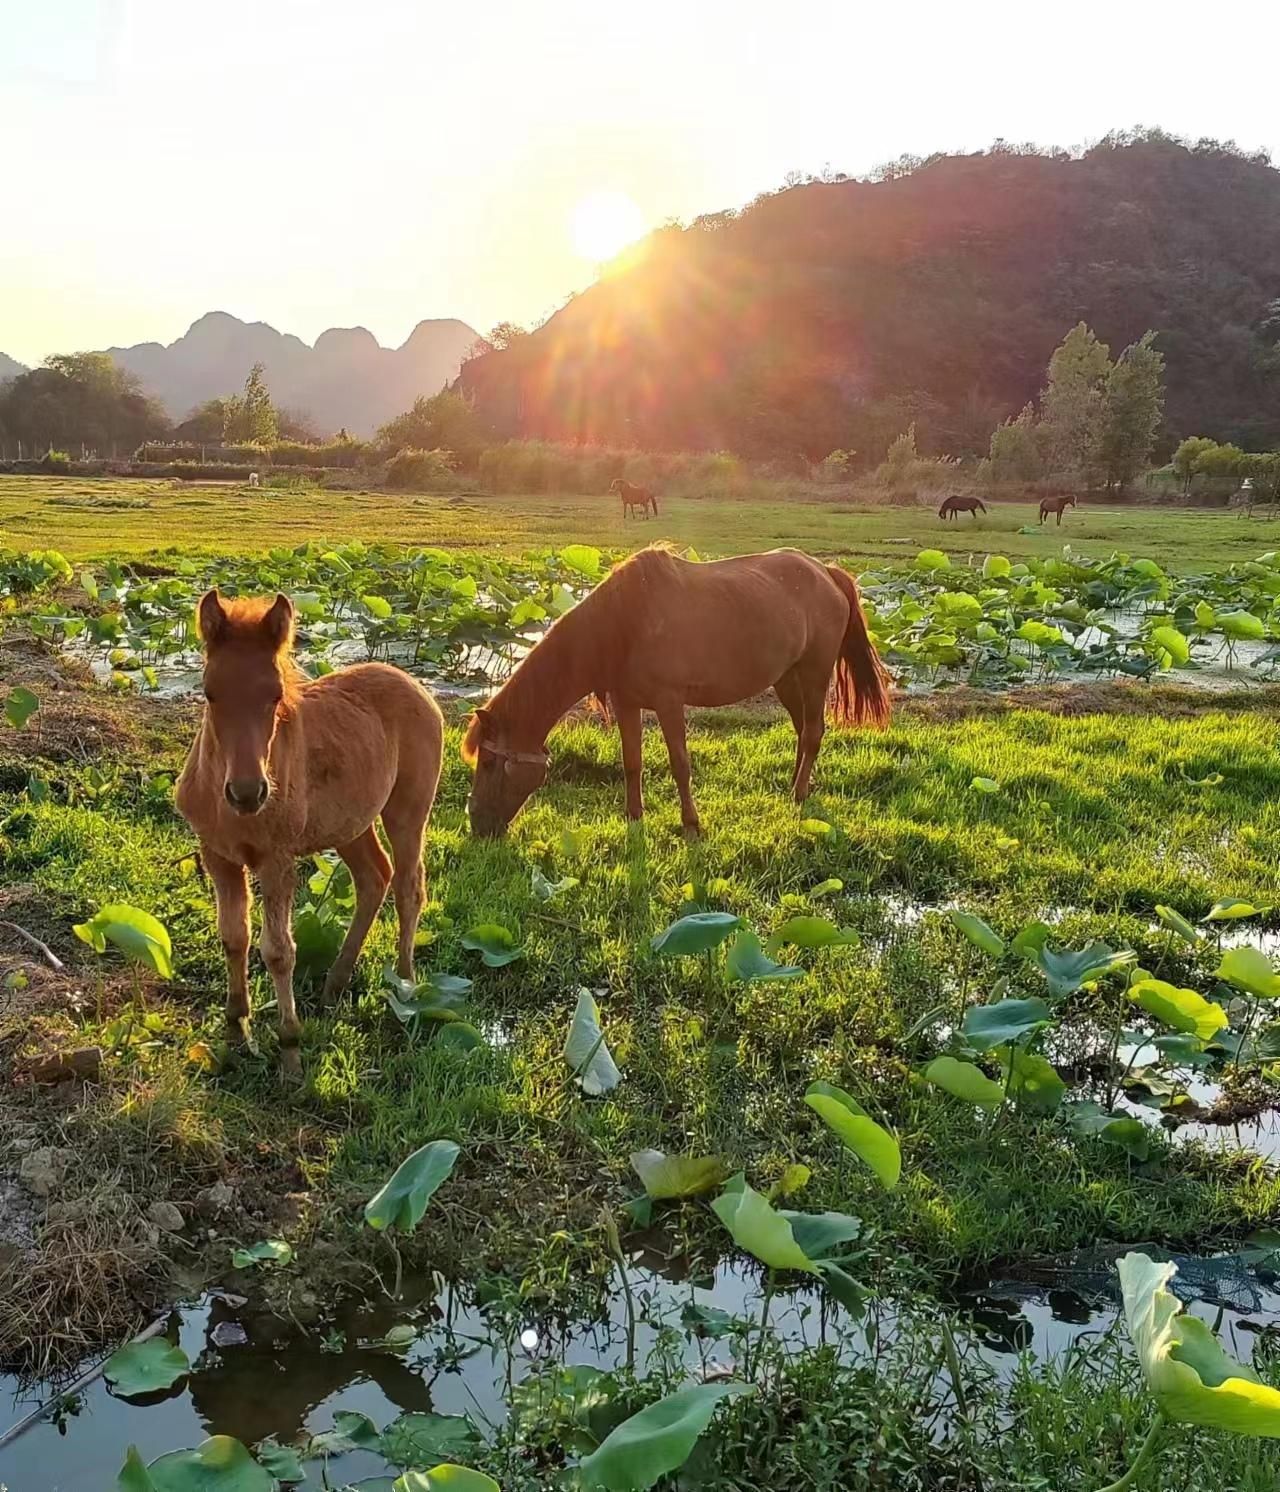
left=225, top=1016, right=252, bottom=1046
left=682, top=823, right=703, bottom=842
left=279, top=1047, right=303, bottom=1085
left=321, top=970, right=350, bottom=1002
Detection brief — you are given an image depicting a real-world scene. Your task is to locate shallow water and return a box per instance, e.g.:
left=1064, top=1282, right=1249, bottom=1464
left=4, top=1242, right=1279, bottom=1491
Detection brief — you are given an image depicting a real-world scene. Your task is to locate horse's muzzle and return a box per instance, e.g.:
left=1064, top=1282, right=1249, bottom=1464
left=225, top=777, right=269, bottom=814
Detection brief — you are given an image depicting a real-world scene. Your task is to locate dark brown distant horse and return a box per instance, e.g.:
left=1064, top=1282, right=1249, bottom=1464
left=610, top=477, right=659, bottom=519
left=176, top=592, right=443, bottom=1077
left=463, top=546, right=891, bottom=838
left=939, top=495, right=987, bottom=520
left=1039, top=494, right=1077, bottom=526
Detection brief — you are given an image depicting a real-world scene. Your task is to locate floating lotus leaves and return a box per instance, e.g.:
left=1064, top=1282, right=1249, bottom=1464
left=578, top=1381, right=752, bottom=1491
left=923, top=1055, right=1004, bottom=1109
left=711, top=1175, right=817, bottom=1273
left=961, top=996, right=1051, bottom=1052
left=104, top=1337, right=191, bottom=1398
left=1217, top=946, right=1280, bottom=999
left=1128, top=979, right=1229, bottom=1042
left=650, top=912, right=741, bottom=957
left=394, top=1469, right=501, bottom=1491
left=630, top=1149, right=728, bottom=1200
left=253, top=1442, right=305, bottom=1484
left=949, top=910, right=1005, bottom=958
left=460, top=924, right=522, bottom=967
left=379, top=1412, right=483, bottom=1468
left=74, top=904, right=174, bottom=979
left=1021, top=939, right=1136, bottom=997
left=724, top=928, right=803, bottom=982
left=1155, top=905, right=1200, bottom=946
left=117, top=1436, right=273, bottom=1491
left=364, top=1140, right=460, bottom=1233
left=767, top=916, right=861, bottom=952
left=803, top=1081, right=901, bottom=1189
left=564, top=988, right=622, bottom=1095
left=1119, top=1251, right=1280, bottom=1434
left=1206, top=897, right=1273, bottom=922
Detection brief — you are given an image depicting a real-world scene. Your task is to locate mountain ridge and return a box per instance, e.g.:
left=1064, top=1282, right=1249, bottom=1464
left=104, top=310, right=479, bottom=435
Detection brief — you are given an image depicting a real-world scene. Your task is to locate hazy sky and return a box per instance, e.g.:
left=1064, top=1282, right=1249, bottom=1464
left=4, top=0, right=1279, bottom=366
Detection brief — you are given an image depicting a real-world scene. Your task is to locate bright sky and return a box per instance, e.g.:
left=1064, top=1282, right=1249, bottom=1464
left=3, top=0, right=1279, bottom=366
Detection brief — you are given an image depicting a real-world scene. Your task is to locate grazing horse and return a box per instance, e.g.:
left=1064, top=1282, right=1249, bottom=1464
left=610, top=477, right=659, bottom=519
left=463, top=546, right=891, bottom=838
left=1039, top=494, right=1077, bottom=526
left=938, top=495, right=987, bottom=520
left=175, top=591, right=443, bottom=1077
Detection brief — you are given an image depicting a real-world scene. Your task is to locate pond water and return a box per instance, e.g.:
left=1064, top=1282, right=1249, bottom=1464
left=3, top=1241, right=1278, bottom=1491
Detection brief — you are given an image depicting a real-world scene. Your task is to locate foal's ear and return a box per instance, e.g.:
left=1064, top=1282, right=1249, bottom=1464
left=197, top=589, right=228, bottom=644
left=262, top=593, right=295, bottom=651
left=460, top=705, right=491, bottom=766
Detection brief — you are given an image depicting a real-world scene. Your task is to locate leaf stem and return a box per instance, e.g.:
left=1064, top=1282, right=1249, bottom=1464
left=1095, top=1411, right=1166, bottom=1492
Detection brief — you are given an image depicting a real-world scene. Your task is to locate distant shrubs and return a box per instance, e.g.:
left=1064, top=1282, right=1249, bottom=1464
left=40, top=449, right=70, bottom=471
left=384, top=448, right=459, bottom=491
left=874, top=425, right=959, bottom=504
left=133, top=436, right=371, bottom=469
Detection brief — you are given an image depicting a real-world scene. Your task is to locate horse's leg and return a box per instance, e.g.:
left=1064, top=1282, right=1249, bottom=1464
left=616, top=699, right=645, bottom=820
left=257, top=857, right=302, bottom=1080
left=655, top=702, right=700, bottom=838
left=773, top=670, right=806, bottom=794
left=381, top=796, right=427, bottom=982
left=324, top=826, right=392, bottom=999
left=792, top=664, right=830, bottom=802
left=206, top=847, right=252, bottom=1044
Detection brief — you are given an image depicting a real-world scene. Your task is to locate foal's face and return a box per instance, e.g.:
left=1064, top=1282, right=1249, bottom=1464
left=198, top=591, right=294, bottom=815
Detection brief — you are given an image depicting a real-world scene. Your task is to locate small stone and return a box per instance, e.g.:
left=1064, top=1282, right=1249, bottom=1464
left=19, top=1145, right=72, bottom=1198
left=211, top=1320, right=248, bottom=1348
left=147, top=1200, right=185, bottom=1233
left=194, top=1181, right=235, bottom=1218
left=30, top=1047, right=101, bottom=1085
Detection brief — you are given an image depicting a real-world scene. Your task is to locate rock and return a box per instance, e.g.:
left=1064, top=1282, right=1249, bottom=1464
left=211, top=1320, right=248, bottom=1348
left=30, top=1047, right=102, bottom=1085
left=19, top=1145, right=72, bottom=1198
left=195, top=1181, right=235, bottom=1218
left=147, top=1200, right=185, bottom=1234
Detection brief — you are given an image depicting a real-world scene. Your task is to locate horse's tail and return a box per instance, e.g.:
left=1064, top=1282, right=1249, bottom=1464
left=826, top=564, right=891, bottom=729
left=650, top=492, right=659, bottom=514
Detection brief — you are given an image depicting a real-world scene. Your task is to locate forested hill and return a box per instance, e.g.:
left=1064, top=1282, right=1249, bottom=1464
left=459, top=134, right=1280, bottom=460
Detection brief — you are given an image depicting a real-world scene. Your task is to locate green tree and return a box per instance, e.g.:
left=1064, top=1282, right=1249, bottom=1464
left=1039, top=323, right=1111, bottom=487
left=1171, top=436, right=1218, bottom=492
left=1194, top=442, right=1246, bottom=479
left=377, top=390, right=486, bottom=459
left=0, top=352, right=168, bottom=455
left=1099, top=331, right=1164, bottom=490
left=221, top=363, right=278, bottom=445
left=987, top=403, right=1043, bottom=483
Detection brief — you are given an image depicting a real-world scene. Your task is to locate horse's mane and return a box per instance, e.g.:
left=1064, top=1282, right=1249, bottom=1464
left=462, top=546, right=678, bottom=762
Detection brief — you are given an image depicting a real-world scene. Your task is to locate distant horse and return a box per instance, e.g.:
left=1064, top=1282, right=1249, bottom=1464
left=610, top=477, right=659, bottom=519
left=248, top=471, right=260, bottom=488
left=938, top=495, right=987, bottom=520
left=463, top=546, right=891, bottom=838
left=176, top=592, right=443, bottom=1077
left=1039, top=494, right=1077, bottom=526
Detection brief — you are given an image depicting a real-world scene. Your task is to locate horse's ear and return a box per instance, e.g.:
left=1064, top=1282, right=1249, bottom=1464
left=262, top=593, right=294, bottom=651
left=197, top=589, right=227, bottom=645
left=461, top=705, right=491, bottom=767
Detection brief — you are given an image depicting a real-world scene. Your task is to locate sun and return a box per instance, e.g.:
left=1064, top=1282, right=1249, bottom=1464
left=571, top=190, right=647, bottom=263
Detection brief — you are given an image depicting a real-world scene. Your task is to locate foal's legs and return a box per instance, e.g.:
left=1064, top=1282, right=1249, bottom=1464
left=616, top=699, right=645, bottom=820
left=257, top=857, right=302, bottom=1079
left=205, top=847, right=252, bottom=1043
left=381, top=797, right=428, bottom=981
left=655, top=702, right=700, bottom=837
left=323, top=826, right=392, bottom=998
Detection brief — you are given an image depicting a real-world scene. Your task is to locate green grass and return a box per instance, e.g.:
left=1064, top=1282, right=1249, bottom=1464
left=6, top=684, right=1279, bottom=1291
left=4, top=472, right=1280, bottom=568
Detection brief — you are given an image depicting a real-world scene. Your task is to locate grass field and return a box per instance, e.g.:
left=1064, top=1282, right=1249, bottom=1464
left=3, top=479, right=1280, bottom=1489
left=4, top=472, right=1280, bottom=568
